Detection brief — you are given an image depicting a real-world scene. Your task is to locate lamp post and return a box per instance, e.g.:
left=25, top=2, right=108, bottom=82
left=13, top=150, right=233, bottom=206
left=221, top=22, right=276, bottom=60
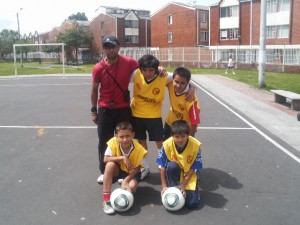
left=17, top=8, right=23, bottom=39
left=16, top=8, right=24, bottom=67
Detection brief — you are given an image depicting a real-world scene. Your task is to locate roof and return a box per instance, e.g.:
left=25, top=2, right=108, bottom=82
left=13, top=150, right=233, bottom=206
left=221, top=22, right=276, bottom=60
left=151, top=1, right=209, bottom=17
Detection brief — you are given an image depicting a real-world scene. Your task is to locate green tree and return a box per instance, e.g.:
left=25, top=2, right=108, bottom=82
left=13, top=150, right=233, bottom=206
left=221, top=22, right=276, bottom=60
left=0, top=29, right=19, bottom=60
left=56, top=22, right=92, bottom=61
left=43, top=45, right=63, bottom=64
left=68, top=12, right=88, bottom=21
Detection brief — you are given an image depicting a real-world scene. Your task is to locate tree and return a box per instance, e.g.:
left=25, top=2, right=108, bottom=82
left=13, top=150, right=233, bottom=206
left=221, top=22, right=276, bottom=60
left=0, top=29, right=19, bottom=60
left=56, top=22, right=92, bottom=61
left=68, top=12, right=88, bottom=21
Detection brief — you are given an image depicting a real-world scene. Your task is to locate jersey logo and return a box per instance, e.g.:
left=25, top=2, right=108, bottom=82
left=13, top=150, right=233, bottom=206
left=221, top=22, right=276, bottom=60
left=152, top=88, right=160, bottom=95
left=178, top=104, right=185, bottom=111
left=187, top=155, right=193, bottom=164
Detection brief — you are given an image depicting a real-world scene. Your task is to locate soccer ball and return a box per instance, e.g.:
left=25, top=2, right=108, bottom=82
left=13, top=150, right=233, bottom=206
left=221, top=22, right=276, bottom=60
left=110, top=188, right=134, bottom=212
left=162, top=187, right=185, bottom=211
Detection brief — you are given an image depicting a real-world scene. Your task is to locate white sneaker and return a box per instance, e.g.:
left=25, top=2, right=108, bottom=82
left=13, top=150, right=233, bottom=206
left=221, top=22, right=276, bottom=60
left=140, top=168, right=150, bottom=180
left=233, top=72, right=236, bottom=75
left=225, top=71, right=227, bottom=74
left=103, top=201, right=115, bottom=214
left=117, top=178, right=123, bottom=184
left=97, top=174, right=104, bottom=184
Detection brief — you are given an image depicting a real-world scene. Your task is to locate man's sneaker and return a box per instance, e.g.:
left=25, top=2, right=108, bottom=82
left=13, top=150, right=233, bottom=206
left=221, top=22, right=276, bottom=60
left=117, top=178, right=123, bottom=184
left=140, top=168, right=150, bottom=180
left=97, top=174, right=104, bottom=184
left=233, top=72, right=236, bottom=75
left=225, top=71, right=227, bottom=74
left=103, top=201, right=115, bottom=214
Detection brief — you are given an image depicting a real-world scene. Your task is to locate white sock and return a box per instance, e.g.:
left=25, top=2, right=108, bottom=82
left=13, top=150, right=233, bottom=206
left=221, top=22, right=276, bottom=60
left=142, top=155, right=150, bottom=170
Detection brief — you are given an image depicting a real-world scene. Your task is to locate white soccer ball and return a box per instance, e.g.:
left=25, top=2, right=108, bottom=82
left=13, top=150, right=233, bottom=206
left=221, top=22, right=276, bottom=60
left=162, top=187, right=185, bottom=211
left=110, top=188, right=134, bottom=212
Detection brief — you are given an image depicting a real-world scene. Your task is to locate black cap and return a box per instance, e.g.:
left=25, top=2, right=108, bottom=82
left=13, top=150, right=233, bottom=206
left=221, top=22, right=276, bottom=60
left=102, top=35, right=120, bottom=47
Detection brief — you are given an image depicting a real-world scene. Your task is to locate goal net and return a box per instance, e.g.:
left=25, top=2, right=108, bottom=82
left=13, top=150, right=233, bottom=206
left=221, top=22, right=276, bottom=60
left=13, top=43, right=65, bottom=77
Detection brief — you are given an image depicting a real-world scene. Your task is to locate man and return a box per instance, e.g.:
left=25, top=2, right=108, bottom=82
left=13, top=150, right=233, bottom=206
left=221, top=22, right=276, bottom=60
left=91, top=35, right=138, bottom=184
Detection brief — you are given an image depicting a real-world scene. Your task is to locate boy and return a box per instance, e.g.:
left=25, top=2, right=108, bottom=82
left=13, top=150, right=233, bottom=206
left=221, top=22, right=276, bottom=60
left=131, top=55, right=195, bottom=179
left=164, top=67, right=200, bottom=140
left=102, top=121, right=147, bottom=214
left=157, top=120, right=202, bottom=209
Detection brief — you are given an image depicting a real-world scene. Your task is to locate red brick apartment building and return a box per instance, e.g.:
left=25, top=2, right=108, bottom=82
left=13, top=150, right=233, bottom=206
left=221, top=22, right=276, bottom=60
left=37, top=6, right=151, bottom=61
left=210, top=0, right=300, bottom=72
left=151, top=2, right=209, bottom=47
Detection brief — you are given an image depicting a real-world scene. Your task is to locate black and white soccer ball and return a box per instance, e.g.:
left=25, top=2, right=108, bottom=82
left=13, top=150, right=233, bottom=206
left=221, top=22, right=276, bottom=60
left=162, top=187, right=185, bottom=211
left=110, top=188, right=134, bottom=212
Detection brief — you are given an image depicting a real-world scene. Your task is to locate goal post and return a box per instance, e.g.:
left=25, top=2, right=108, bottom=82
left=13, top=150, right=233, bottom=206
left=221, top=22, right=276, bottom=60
left=13, top=43, right=65, bottom=78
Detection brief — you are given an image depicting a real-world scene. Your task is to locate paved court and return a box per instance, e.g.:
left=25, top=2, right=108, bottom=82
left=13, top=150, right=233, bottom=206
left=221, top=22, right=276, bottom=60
left=0, top=75, right=299, bottom=225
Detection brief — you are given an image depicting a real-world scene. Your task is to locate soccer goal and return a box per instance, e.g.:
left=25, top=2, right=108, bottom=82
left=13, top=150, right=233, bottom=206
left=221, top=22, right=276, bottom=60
left=13, top=43, right=65, bottom=78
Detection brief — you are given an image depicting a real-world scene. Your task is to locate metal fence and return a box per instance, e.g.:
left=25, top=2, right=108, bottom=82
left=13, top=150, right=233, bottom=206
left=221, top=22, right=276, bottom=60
left=119, top=46, right=300, bottom=72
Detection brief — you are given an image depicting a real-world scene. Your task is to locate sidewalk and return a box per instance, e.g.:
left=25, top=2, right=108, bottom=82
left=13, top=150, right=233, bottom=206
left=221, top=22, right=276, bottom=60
left=192, top=75, right=300, bottom=153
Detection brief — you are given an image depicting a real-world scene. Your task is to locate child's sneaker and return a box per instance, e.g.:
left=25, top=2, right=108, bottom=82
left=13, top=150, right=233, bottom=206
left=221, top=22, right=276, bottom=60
left=97, top=174, right=104, bottom=184
left=140, top=167, right=150, bottom=180
left=103, top=201, right=115, bottom=214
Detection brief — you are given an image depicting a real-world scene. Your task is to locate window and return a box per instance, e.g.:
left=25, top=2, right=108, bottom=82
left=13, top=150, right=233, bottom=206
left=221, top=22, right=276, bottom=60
left=266, top=25, right=289, bottom=38
left=168, top=15, right=172, bottom=25
left=220, top=5, right=239, bottom=18
left=220, top=28, right=239, bottom=40
left=267, top=0, right=290, bottom=12
left=100, top=22, right=104, bottom=30
left=279, top=0, right=290, bottom=11
left=201, top=32, right=208, bottom=41
left=200, top=12, right=207, bottom=23
left=125, top=20, right=139, bottom=28
left=266, top=26, right=276, bottom=38
left=168, top=32, right=173, bottom=43
left=285, top=49, right=299, bottom=65
left=125, top=35, right=139, bottom=43
left=267, top=0, right=278, bottom=13
left=278, top=25, right=289, bottom=38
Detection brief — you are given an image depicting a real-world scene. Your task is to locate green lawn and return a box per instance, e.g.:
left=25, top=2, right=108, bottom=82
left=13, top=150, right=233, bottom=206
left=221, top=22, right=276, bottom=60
left=1, top=62, right=299, bottom=94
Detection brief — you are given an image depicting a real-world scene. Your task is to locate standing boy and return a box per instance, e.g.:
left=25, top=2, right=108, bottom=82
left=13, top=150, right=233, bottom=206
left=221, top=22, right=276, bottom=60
left=164, top=67, right=200, bottom=140
left=102, top=121, right=147, bottom=214
left=157, top=120, right=202, bottom=209
left=131, top=55, right=195, bottom=179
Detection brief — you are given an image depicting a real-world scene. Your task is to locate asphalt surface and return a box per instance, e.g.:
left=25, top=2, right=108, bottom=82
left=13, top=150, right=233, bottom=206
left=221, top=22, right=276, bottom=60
left=0, top=74, right=299, bottom=225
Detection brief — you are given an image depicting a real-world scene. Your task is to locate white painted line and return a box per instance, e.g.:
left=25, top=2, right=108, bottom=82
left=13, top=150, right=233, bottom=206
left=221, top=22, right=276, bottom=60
left=0, top=126, right=96, bottom=129
left=193, top=79, right=300, bottom=164
left=0, top=83, right=90, bottom=87
left=198, top=127, right=254, bottom=130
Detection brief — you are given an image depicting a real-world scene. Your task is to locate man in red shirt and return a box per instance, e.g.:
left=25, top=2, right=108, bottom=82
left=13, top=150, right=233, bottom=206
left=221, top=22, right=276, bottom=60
left=91, top=35, right=138, bottom=184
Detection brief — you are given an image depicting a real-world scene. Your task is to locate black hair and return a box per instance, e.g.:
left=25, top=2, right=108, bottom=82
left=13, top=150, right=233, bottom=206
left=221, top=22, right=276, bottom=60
left=170, top=120, right=190, bottom=136
left=172, top=67, right=191, bottom=82
left=138, top=54, right=159, bottom=72
left=115, top=121, right=134, bottom=134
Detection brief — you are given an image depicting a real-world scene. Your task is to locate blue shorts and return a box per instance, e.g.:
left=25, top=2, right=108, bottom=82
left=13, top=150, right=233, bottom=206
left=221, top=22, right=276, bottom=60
left=132, top=117, right=164, bottom=141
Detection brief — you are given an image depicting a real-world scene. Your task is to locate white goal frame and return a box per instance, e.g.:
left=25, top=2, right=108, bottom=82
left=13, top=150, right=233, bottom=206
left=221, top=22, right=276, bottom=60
left=13, top=43, right=65, bottom=78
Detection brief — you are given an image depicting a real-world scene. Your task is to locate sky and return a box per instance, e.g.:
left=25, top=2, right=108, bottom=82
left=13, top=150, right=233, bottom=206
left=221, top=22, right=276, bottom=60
left=0, top=0, right=219, bottom=35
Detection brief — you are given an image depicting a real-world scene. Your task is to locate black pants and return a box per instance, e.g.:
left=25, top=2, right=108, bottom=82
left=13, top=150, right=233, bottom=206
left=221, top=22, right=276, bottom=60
left=97, top=107, right=132, bottom=173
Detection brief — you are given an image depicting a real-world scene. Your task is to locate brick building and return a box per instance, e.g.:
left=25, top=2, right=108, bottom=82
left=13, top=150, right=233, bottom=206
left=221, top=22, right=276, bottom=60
left=89, top=6, right=151, bottom=58
left=210, top=0, right=300, bottom=72
left=151, top=2, right=209, bottom=48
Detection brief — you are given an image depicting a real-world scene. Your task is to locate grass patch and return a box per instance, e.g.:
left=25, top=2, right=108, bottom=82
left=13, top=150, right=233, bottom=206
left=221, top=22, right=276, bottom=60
left=1, top=62, right=299, bottom=94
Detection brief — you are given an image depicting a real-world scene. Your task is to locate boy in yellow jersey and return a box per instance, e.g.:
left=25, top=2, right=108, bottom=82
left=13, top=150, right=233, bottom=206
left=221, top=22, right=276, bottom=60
left=164, top=67, right=200, bottom=140
left=131, top=55, right=195, bottom=179
left=102, top=121, right=147, bottom=214
left=157, top=120, right=202, bottom=209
